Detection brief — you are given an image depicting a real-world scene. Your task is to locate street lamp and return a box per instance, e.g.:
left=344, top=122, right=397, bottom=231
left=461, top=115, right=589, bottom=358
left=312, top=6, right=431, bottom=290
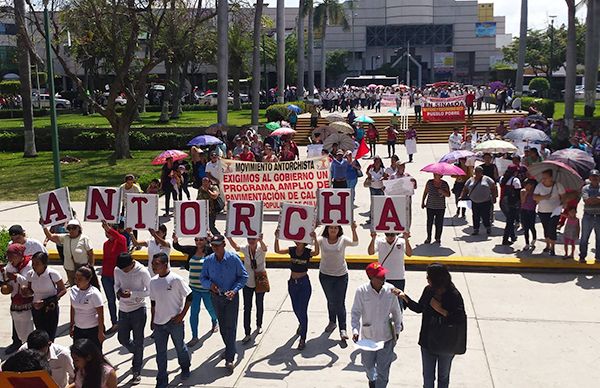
left=371, top=55, right=380, bottom=71
left=43, top=0, right=61, bottom=188
left=548, top=15, right=557, bottom=81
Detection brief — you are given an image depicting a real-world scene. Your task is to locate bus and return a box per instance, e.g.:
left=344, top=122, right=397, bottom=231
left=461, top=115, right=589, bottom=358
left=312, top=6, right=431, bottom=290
left=343, top=75, right=399, bottom=88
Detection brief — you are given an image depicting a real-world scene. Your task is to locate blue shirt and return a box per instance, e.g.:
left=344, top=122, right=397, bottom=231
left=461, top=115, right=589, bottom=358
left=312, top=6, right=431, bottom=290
left=200, top=250, right=248, bottom=293
left=331, top=158, right=349, bottom=180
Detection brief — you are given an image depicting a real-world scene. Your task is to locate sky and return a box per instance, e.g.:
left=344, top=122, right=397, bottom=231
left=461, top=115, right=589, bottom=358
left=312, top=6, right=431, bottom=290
left=279, top=0, right=587, bottom=37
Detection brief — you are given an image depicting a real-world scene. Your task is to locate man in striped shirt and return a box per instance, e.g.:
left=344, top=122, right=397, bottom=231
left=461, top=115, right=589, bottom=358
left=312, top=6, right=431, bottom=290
left=173, top=234, right=218, bottom=347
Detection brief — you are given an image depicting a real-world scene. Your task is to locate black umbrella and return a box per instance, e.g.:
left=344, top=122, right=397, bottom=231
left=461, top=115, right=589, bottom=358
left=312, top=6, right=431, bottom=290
left=548, top=148, right=596, bottom=179
left=505, top=127, right=551, bottom=144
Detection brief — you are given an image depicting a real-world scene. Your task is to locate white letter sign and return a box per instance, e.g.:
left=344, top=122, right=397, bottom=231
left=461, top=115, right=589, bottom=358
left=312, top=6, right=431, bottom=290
left=226, top=201, right=263, bottom=238
left=38, top=187, right=73, bottom=228
left=84, top=186, right=122, bottom=223
left=317, top=189, right=353, bottom=226
left=125, top=193, right=159, bottom=230
left=174, top=200, right=209, bottom=238
left=277, top=203, right=316, bottom=244
left=371, top=196, right=411, bottom=233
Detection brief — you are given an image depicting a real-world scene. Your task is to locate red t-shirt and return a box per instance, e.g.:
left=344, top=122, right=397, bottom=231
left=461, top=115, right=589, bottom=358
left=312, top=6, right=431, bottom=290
left=102, top=228, right=128, bottom=277
left=465, top=94, right=475, bottom=106
left=239, top=151, right=255, bottom=161
left=386, top=128, right=396, bottom=141
left=367, top=128, right=378, bottom=141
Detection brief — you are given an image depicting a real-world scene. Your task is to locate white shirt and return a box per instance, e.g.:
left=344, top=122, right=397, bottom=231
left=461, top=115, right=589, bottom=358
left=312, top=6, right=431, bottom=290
left=147, top=239, right=172, bottom=277
left=7, top=238, right=47, bottom=256
left=449, top=133, right=463, bottom=151
left=60, top=234, right=92, bottom=271
left=70, top=285, right=104, bottom=329
left=374, top=237, right=405, bottom=280
left=20, top=342, right=75, bottom=387
left=534, top=182, right=566, bottom=213
left=149, top=271, right=192, bottom=325
left=368, top=167, right=386, bottom=189
left=5, top=261, right=32, bottom=298
left=114, top=261, right=151, bottom=312
left=240, top=245, right=267, bottom=288
left=205, top=160, right=223, bottom=183
left=26, top=267, right=62, bottom=300
left=318, top=236, right=358, bottom=276
left=351, top=282, right=403, bottom=342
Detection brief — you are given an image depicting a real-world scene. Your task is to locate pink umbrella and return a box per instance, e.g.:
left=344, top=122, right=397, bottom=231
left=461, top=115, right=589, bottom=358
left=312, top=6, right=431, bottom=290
left=421, top=162, right=466, bottom=176
left=151, top=150, right=189, bottom=165
left=269, top=127, right=296, bottom=137
left=367, top=84, right=379, bottom=89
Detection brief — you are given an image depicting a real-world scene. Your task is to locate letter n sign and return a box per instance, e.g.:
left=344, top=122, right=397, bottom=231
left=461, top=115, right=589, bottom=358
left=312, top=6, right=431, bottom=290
left=317, top=189, right=352, bottom=225
left=84, top=186, right=121, bottom=223
left=371, top=196, right=410, bottom=233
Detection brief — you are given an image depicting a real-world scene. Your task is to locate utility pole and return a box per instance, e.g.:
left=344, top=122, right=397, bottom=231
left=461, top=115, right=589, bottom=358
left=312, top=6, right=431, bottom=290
left=406, top=41, right=410, bottom=87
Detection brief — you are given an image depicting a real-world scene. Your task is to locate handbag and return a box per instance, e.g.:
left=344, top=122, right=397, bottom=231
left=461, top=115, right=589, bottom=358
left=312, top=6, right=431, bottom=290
left=363, top=177, right=372, bottom=188
left=250, top=250, right=270, bottom=293
left=427, top=308, right=467, bottom=355
left=214, top=195, right=225, bottom=213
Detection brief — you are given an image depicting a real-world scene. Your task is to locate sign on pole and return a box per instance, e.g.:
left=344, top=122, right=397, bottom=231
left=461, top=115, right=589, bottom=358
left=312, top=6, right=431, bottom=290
left=125, top=193, right=159, bottom=230
left=277, top=203, right=317, bottom=244
left=38, top=187, right=73, bottom=228
left=226, top=201, right=263, bottom=238
left=84, top=186, right=122, bottom=223
left=174, top=200, right=209, bottom=238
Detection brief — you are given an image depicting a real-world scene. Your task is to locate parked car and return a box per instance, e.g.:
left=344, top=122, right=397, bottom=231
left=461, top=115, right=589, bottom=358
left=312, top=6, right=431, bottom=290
left=561, top=85, right=600, bottom=100
left=99, top=92, right=127, bottom=106
left=32, top=94, right=71, bottom=109
left=198, top=92, right=233, bottom=106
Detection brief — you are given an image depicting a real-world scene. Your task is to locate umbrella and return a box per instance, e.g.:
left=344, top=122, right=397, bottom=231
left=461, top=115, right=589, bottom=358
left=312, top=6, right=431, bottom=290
left=265, top=122, right=281, bottom=131
left=312, top=126, right=335, bottom=141
left=505, top=128, right=551, bottom=144
left=323, top=132, right=356, bottom=152
left=280, top=120, right=291, bottom=128
left=527, top=114, right=547, bottom=122
left=205, top=123, right=227, bottom=135
left=330, top=121, right=355, bottom=135
left=287, top=104, right=302, bottom=113
left=439, top=150, right=475, bottom=163
left=152, top=150, right=188, bottom=165
left=548, top=148, right=596, bottom=179
left=326, top=114, right=346, bottom=123
left=269, top=127, right=296, bottom=137
left=367, top=84, right=379, bottom=89
left=473, top=140, right=517, bottom=154
left=433, top=81, right=453, bottom=88
left=187, top=135, right=223, bottom=147
left=527, top=160, right=584, bottom=190
left=387, top=108, right=400, bottom=115
left=355, top=115, right=375, bottom=124
left=421, top=162, right=466, bottom=176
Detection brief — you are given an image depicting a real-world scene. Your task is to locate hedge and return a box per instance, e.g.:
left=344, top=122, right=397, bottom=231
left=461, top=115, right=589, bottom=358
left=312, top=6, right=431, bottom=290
left=521, top=97, right=555, bottom=118
left=0, top=228, right=9, bottom=259
left=265, top=100, right=307, bottom=122
left=0, top=108, right=51, bottom=119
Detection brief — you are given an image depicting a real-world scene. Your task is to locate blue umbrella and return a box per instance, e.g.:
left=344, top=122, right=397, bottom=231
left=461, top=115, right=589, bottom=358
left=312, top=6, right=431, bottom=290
left=387, top=108, right=400, bottom=115
left=287, top=104, right=302, bottom=113
left=187, top=135, right=223, bottom=146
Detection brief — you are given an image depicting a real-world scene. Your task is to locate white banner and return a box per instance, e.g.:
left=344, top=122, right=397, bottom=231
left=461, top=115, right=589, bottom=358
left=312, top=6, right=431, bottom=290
left=371, top=196, right=411, bottom=233
left=226, top=201, right=263, bottom=238
left=277, top=203, right=317, bottom=243
left=307, top=144, right=324, bottom=158
left=84, top=186, right=122, bottom=223
left=174, top=200, right=209, bottom=238
left=383, top=177, right=415, bottom=196
left=125, top=193, right=159, bottom=231
left=317, top=189, right=353, bottom=226
left=38, top=187, right=73, bottom=228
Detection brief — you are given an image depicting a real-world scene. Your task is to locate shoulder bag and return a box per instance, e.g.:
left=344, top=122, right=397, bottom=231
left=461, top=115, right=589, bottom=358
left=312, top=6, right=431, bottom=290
left=427, top=303, right=467, bottom=355
left=249, top=249, right=270, bottom=293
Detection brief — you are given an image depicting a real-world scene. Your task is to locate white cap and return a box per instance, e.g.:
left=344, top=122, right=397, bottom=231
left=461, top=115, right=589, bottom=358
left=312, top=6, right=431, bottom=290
left=67, top=219, right=81, bottom=227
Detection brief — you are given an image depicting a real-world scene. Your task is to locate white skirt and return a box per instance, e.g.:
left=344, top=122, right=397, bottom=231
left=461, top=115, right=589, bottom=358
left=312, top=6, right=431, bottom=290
left=11, top=309, right=34, bottom=342
left=405, top=138, right=417, bottom=155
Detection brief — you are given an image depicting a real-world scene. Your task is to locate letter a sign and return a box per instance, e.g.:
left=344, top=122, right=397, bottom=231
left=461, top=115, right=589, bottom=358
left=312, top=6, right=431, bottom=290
left=371, top=196, right=411, bottom=233
left=38, top=187, right=73, bottom=228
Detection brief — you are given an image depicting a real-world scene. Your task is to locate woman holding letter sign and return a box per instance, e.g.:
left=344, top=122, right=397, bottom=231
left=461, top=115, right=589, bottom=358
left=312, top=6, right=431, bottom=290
left=274, top=229, right=320, bottom=350
left=318, top=222, right=359, bottom=341
left=130, top=224, right=172, bottom=277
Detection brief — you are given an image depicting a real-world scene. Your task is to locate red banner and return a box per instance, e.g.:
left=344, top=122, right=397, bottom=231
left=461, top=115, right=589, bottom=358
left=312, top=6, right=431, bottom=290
left=422, top=95, right=465, bottom=122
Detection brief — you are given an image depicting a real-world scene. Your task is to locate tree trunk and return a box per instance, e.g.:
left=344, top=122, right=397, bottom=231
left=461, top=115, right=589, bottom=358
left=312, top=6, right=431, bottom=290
left=584, top=0, right=600, bottom=117
left=232, top=65, right=241, bottom=110
left=564, top=0, right=577, bottom=131
left=514, top=0, right=527, bottom=96
left=217, top=0, right=229, bottom=124
left=296, top=0, right=305, bottom=101
left=251, top=0, right=263, bottom=125
left=276, top=0, right=285, bottom=103
left=114, top=120, right=132, bottom=159
left=320, top=12, right=327, bottom=89
left=158, top=61, right=172, bottom=123
left=15, top=0, right=37, bottom=157
left=307, top=1, right=314, bottom=98
left=171, top=64, right=184, bottom=119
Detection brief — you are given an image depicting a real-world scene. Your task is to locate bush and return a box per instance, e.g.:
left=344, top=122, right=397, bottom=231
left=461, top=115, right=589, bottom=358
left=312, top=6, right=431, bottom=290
left=528, top=77, right=550, bottom=93
left=73, top=131, right=115, bottom=150
left=148, top=132, right=187, bottom=149
left=521, top=97, right=555, bottom=118
left=0, top=131, right=23, bottom=151
left=0, top=227, right=10, bottom=261
left=0, top=80, right=21, bottom=94
left=265, top=101, right=307, bottom=122
left=129, top=131, right=150, bottom=149
left=0, top=109, right=50, bottom=119
left=136, top=173, right=156, bottom=192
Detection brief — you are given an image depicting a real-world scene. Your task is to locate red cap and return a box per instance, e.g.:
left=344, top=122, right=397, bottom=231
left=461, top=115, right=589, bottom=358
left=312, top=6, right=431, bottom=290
left=366, top=262, right=388, bottom=279
left=6, top=243, right=25, bottom=257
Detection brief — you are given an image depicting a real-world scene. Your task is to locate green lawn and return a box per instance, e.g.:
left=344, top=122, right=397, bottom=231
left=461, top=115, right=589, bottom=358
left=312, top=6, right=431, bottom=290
left=0, top=151, right=162, bottom=201
left=0, top=109, right=265, bottom=130
left=553, top=101, right=600, bottom=120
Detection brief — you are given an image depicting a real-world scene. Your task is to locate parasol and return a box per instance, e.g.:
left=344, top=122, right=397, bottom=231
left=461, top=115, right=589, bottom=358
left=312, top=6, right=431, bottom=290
left=387, top=108, right=400, bottom=115
left=287, top=104, right=302, bottom=113
left=312, top=126, right=335, bottom=141
left=527, top=160, right=584, bottom=190
left=505, top=128, right=551, bottom=144
left=421, top=162, right=466, bottom=176
left=439, top=150, right=475, bottom=163
left=265, top=122, right=281, bottom=131
left=269, top=127, right=296, bottom=137
left=473, top=140, right=517, bottom=154
left=151, top=150, right=188, bottom=165
left=326, top=114, right=346, bottom=123
left=354, top=115, right=375, bottom=124
left=205, top=123, right=227, bottom=135
left=547, top=148, right=596, bottom=179
left=187, top=135, right=223, bottom=147
left=323, top=132, right=356, bottom=152
left=330, top=121, right=355, bottom=134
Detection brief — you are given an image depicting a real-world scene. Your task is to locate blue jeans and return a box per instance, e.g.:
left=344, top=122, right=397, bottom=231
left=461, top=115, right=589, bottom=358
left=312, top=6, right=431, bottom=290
left=421, top=346, right=454, bottom=388
left=243, top=286, right=265, bottom=335
left=154, top=320, right=190, bottom=388
left=288, top=275, right=312, bottom=340
left=117, top=307, right=146, bottom=374
left=362, top=339, right=395, bottom=387
left=579, top=213, right=600, bottom=261
left=190, top=289, right=217, bottom=338
left=211, top=293, right=239, bottom=363
left=319, top=272, right=348, bottom=330
left=101, top=276, right=118, bottom=325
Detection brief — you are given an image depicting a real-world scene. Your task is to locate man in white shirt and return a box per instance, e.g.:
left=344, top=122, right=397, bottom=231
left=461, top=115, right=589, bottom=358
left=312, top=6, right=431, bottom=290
left=205, top=151, right=223, bottom=186
left=114, top=253, right=151, bottom=385
left=150, top=252, right=192, bottom=388
left=448, top=128, right=463, bottom=151
left=21, top=329, right=75, bottom=388
left=367, top=231, right=412, bottom=292
left=351, top=263, right=403, bottom=388
left=8, top=225, right=47, bottom=256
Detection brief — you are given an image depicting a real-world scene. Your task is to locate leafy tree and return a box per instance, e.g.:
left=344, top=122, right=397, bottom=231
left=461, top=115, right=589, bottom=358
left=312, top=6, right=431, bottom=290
left=314, top=0, right=350, bottom=88
left=528, top=77, right=550, bottom=95
left=326, top=50, right=349, bottom=85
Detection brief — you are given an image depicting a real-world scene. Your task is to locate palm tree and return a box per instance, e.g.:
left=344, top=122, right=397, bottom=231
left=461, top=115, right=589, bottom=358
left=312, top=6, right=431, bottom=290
left=306, top=0, right=314, bottom=98
left=514, top=0, right=527, bottom=96
left=251, top=0, right=264, bottom=125
left=314, top=0, right=350, bottom=89
left=296, top=0, right=305, bottom=101
left=564, top=0, right=577, bottom=131
left=583, top=0, right=600, bottom=117
left=217, top=0, right=229, bottom=124
left=276, top=0, right=285, bottom=103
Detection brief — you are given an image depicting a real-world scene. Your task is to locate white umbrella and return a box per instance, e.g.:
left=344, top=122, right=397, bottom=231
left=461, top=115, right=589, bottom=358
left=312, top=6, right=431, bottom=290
left=323, top=132, right=355, bottom=152
left=329, top=121, right=355, bottom=135
left=473, top=140, right=517, bottom=154
left=326, top=114, right=346, bottom=123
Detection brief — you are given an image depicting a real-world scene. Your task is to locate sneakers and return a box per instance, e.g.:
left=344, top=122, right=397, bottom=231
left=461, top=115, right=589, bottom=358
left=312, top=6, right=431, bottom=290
left=131, top=373, right=141, bottom=385
left=324, top=322, right=337, bottom=333
left=242, top=335, right=251, bottom=344
left=186, top=337, right=200, bottom=347
left=340, top=330, right=349, bottom=341
left=257, top=327, right=263, bottom=334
